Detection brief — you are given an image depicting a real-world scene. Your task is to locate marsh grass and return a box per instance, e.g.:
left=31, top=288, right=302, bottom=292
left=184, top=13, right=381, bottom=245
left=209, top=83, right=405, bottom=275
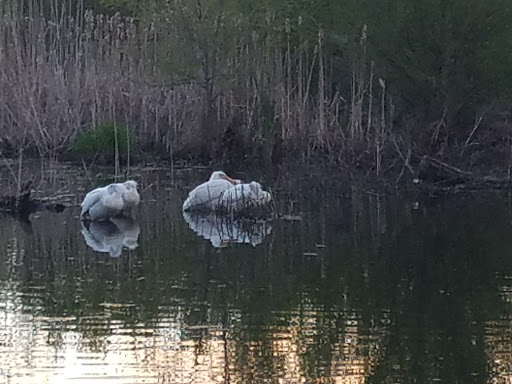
left=0, top=1, right=395, bottom=176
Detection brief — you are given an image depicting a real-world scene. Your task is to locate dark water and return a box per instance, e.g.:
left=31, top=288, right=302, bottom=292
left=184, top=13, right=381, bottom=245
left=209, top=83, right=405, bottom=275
left=1, top=172, right=512, bottom=383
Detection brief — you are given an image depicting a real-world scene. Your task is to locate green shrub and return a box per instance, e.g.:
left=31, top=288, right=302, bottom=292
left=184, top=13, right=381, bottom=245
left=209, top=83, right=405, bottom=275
left=363, top=0, right=512, bottom=129
left=69, top=123, right=134, bottom=161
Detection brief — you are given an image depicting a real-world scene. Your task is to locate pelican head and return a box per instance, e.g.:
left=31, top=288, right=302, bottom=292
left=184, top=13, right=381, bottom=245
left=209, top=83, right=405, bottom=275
left=209, top=171, right=235, bottom=183
left=249, top=181, right=272, bottom=204
left=107, top=184, right=121, bottom=194
left=119, top=180, right=140, bottom=218
left=123, top=180, right=138, bottom=190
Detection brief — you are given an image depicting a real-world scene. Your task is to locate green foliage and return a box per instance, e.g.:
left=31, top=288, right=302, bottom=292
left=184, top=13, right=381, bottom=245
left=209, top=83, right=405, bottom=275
left=241, top=0, right=512, bottom=127
left=239, top=0, right=512, bottom=135
left=362, top=0, right=512, bottom=124
left=70, top=123, right=133, bottom=160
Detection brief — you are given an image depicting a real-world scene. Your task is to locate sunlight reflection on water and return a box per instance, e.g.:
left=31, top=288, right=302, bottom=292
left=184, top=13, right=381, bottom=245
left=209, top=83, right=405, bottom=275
left=0, top=295, right=382, bottom=383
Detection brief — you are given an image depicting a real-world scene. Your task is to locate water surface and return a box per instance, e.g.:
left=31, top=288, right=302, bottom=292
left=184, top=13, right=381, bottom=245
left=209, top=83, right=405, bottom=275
left=1, top=173, right=512, bottom=384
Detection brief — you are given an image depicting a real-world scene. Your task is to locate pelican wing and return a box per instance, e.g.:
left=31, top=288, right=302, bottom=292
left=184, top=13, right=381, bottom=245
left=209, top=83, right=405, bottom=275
left=81, top=187, right=106, bottom=216
left=220, top=184, right=252, bottom=211
left=183, top=179, right=232, bottom=211
left=220, top=182, right=272, bottom=211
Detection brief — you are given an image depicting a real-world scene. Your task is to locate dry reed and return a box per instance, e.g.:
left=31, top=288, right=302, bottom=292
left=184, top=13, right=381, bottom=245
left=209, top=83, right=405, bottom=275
left=0, top=2, right=390, bottom=175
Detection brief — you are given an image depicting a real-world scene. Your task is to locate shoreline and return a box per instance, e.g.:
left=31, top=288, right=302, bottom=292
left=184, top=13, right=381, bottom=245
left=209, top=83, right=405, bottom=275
left=1, top=153, right=511, bottom=200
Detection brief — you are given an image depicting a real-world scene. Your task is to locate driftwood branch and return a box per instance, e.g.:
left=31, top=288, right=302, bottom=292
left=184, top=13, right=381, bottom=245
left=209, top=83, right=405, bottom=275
left=416, top=155, right=512, bottom=191
left=391, top=134, right=415, bottom=174
left=463, top=114, right=485, bottom=150
left=420, top=155, right=473, bottom=178
left=395, top=148, right=411, bottom=185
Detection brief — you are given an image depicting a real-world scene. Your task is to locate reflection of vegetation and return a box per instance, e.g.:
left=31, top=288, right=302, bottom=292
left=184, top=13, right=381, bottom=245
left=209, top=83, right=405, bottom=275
left=359, top=195, right=512, bottom=383
left=2, top=190, right=512, bottom=382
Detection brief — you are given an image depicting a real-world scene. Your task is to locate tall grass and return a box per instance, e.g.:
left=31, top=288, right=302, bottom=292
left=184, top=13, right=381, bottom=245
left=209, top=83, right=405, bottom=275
left=0, top=1, right=389, bottom=172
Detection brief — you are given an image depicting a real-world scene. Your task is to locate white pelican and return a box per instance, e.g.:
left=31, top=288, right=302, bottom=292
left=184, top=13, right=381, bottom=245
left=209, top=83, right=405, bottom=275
left=115, top=180, right=140, bottom=217
left=81, top=180, right=140, bottom=221
left=219, top=181, right=272, bottom=212
left=182, top=171, right=241, bottom=211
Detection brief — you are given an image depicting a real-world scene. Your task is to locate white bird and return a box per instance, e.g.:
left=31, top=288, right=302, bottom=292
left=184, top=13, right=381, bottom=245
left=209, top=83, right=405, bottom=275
left=81, top=180, right=140, bottom=221
left=219, top=181, right=272, bottom=212
left=115, top=180, right=140, bottom=217
left=182, top=171, right=241, bottom=211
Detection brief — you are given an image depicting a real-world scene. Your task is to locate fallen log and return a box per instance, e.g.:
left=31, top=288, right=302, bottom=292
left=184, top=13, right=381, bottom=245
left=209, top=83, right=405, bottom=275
left=415, top=155, right=512, bottom=191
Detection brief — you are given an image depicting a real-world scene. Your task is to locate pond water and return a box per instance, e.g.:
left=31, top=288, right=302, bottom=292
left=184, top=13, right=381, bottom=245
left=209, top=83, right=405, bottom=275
left=1, top=167, right=512, bottom=383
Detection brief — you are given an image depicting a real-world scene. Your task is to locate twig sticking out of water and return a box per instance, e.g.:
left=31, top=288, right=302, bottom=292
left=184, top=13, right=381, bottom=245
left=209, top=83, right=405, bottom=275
left=269, top=189, right=282, bottom=219
left=140, top=183, right=154, bottom=195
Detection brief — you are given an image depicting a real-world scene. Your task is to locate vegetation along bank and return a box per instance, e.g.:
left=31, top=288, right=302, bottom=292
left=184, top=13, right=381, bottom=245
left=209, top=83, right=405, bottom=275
left=1, top=0, right=512, bottom=186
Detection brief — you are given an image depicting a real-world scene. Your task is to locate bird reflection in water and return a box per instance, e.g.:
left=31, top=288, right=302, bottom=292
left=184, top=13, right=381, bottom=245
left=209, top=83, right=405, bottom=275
left=81, top=216, right=140, bottom=257
left=183, top=211, right=272, bottom=248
